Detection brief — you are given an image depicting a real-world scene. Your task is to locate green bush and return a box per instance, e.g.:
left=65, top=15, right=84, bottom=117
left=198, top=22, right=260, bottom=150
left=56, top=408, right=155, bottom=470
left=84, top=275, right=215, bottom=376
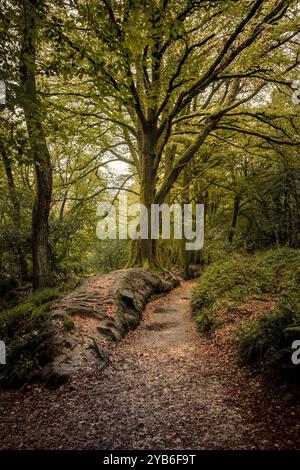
left=0, top=288, right=60, bottom=384
left=29, top=288, right=60, bottom=306
left=192, top=248, right=300, bottom=332
left=237, top=290, right=300, bottom=369
left=192, top=254, right=267, bottom=330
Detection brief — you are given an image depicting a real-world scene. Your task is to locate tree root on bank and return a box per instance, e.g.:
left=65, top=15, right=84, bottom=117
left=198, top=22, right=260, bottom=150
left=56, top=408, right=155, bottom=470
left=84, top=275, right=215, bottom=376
left=92, top=339, right=111, bottom=371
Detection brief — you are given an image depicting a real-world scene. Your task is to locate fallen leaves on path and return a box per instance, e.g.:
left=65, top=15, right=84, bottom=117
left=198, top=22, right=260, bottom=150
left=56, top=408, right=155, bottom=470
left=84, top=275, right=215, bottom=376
left=0, top=280, right=299, bottom=449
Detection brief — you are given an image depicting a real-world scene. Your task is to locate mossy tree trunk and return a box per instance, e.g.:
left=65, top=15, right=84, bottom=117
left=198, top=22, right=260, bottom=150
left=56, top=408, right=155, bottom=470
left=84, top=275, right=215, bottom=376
left=138, top=130, right=158, bottom=269
left=180, top=163, right=191, bottom=277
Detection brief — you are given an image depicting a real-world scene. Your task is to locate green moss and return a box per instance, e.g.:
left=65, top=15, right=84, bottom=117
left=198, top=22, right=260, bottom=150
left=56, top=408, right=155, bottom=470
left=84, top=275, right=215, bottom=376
left=0, top=288, right=61, bottom=384
left=29, top=288, right=60, bottom=306
left=62, top=312, right=75, bottom=330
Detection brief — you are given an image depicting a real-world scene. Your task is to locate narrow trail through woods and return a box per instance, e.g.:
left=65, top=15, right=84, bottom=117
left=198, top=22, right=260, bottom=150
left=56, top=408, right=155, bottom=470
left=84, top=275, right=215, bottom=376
left=0, top=280, right=299, bottom=449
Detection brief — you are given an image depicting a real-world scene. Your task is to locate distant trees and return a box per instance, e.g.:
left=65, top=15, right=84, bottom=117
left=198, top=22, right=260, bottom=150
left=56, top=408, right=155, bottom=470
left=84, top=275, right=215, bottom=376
left=193, top=114, right=300, bottom=252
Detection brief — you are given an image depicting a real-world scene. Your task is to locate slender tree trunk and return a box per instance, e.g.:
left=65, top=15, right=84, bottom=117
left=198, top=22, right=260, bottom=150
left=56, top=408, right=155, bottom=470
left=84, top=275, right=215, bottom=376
left=0, top=142, right=20, bottom=217
left=19, top=0, right=52, bottom=289
left=228, top=194, right=241, bottom=244
left=0, top=141, right=28, bottom=280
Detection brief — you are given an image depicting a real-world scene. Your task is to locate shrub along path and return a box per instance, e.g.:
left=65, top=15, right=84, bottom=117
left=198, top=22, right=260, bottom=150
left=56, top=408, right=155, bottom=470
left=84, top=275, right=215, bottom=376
left=0, top=280, right=299, bottom=449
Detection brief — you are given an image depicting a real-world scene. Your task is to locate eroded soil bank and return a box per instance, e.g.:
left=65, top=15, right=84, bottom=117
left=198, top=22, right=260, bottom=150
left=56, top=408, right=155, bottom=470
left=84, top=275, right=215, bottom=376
left=46, top=268, right=179, bottom=381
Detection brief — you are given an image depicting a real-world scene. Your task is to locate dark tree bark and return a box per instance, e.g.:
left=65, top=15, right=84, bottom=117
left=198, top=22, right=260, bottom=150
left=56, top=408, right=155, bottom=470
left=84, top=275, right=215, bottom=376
left=0, top=140, right=28, bottom=280
left=19, top=0, right=52, bottom=289
left=228, top=194, right=242, bottom=244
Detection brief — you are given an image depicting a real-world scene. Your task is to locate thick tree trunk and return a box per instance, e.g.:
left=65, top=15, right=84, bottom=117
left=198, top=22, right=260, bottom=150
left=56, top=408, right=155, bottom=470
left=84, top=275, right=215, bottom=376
left=31, top=167, right=52, bottom=289
left=163, top=144, right=176, bottom=205
left=180, top=163, right=190, bottom=277
left=20, top=0, right=52, bottom=289
left=139, top=133, right=157, bottom=268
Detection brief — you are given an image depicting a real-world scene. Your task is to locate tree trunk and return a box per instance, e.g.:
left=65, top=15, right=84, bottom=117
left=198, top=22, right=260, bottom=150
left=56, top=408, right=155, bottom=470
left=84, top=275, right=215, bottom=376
left=139, top=133, right=157, bottom=268
left=19, top=0, right=52, bottom=289
left=228, top=194, right=241, bottom=244
left=0, top=141, right=28, bottom=280
left=180, top=163, right=191, bottom=277
left=163, top=144, right=176, bottom=205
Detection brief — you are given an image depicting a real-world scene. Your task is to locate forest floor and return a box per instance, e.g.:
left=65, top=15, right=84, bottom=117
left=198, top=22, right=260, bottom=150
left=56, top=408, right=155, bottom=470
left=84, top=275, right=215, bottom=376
left=0, top=279, right=299, bottom=449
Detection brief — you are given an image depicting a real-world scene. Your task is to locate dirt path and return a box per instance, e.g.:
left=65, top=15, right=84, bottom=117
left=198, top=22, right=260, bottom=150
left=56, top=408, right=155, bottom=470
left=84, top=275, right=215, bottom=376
left=0, top=280, right=299, bottom=449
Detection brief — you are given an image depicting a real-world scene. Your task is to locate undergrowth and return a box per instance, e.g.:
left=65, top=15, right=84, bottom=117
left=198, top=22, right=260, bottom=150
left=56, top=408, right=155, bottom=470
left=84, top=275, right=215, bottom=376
left=237, top=290, right=300, bottom=372
left=192, top=248, right=300, bottom=380
left=0, top=287, right=65, bottom=385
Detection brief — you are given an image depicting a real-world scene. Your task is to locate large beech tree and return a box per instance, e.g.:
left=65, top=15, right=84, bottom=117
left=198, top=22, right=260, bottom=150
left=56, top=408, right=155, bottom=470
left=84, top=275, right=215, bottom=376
left=51, top=0, right=299, bottom=267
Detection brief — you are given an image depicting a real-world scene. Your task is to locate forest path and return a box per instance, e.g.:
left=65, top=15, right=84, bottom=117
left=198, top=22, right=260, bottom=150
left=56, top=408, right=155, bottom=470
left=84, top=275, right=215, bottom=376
left=0, top=280, right=298, bottom=449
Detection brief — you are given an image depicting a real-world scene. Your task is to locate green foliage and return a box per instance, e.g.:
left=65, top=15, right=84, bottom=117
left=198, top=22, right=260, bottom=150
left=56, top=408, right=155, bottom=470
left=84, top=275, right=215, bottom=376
left=1, top=0, right=299, bottom=283
left=87, top=240, right=130, bottom=274
left=29, top=288, right=60, bottom=306
left=192, top=248, right=300, bottom=332
left=192, top=253, right=264, bottom=330
left=237, top=291, right=300, bottom=369
left=193, top=247, right=300, bottom=381
left=0, top=288, right=60, bottom=384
